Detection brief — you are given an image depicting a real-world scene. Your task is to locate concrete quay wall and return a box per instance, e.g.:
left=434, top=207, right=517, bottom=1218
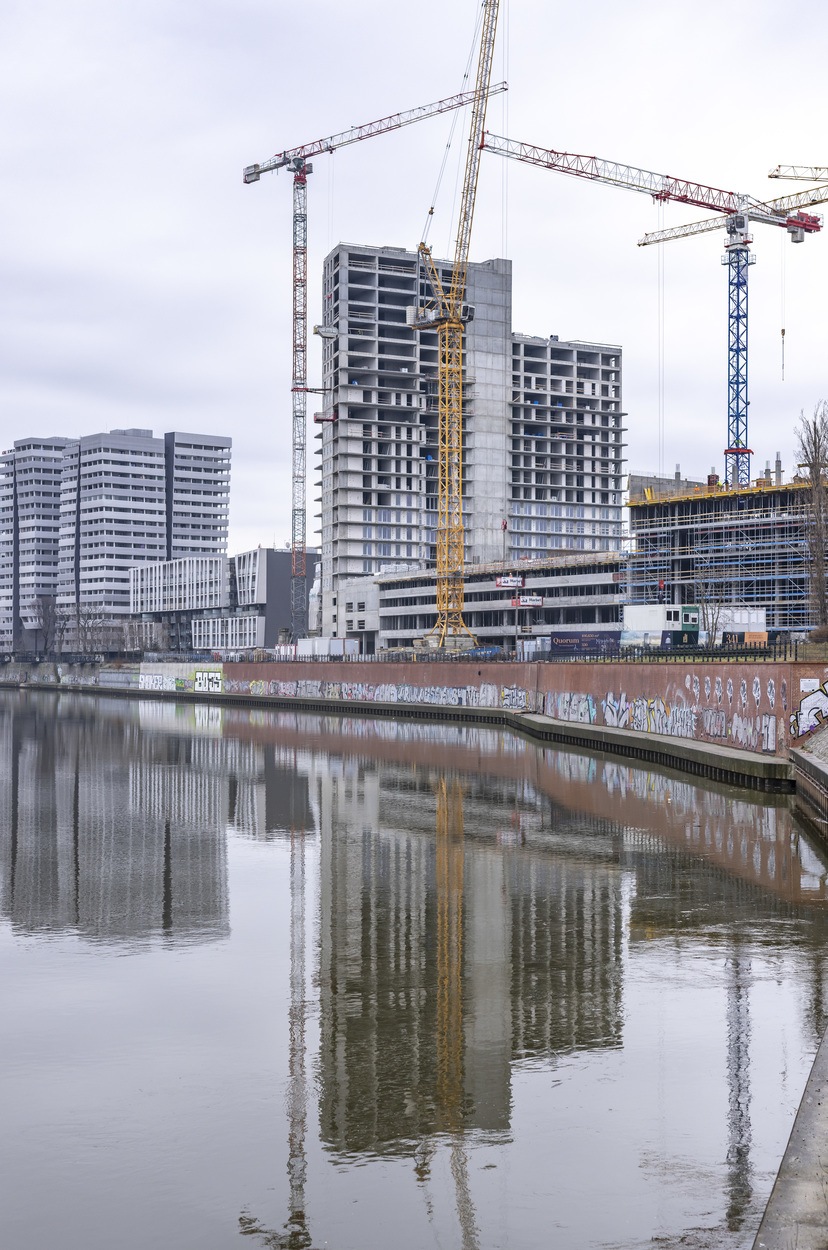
left=4, top=654, right=828, bottom=790
left=5, top=655, right=828, bottom=756
left=752, top=1012, right=828, bottom=1249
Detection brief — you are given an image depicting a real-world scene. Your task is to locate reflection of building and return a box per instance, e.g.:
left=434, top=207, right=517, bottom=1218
left=227, top=744, right=315, bottom=839
left=313, top=763, right=626, bottom=1156
left=0, top=695, right=229, bottom=942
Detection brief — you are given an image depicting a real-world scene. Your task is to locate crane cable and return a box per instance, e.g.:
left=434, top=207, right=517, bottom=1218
left=780, top=231, right=787, bottom=381
left=421, top=2, right=486, bottom=248
left=500, top=0, right=509, bottom=259
left=657, top=201, right=666, bottom=478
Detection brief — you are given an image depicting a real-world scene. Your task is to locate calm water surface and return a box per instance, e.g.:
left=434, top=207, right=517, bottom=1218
left=2, top=690, right=828, bottom=1250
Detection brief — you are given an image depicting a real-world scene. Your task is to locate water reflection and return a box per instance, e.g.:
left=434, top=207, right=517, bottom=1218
left=4, top=691, right=828, bottom=1250
left=0, top=695, right=229, bottom=943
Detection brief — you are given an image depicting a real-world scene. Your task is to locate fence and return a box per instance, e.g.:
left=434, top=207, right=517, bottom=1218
left=2, top=639, right=802, bottom=667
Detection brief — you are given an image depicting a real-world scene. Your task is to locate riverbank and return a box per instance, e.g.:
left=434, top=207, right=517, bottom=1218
left=752, top=1021, right=828, bottom=1249
left=0, top=655, right=806, bottom=791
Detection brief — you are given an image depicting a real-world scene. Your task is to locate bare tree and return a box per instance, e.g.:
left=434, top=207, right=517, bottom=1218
left=694, top=573, right=726, bottom=645
left=796, top=401, right=828, bottom=628
left=30, top=595, right=58, bottom=655
left=73, top=604, right=108, bottom=655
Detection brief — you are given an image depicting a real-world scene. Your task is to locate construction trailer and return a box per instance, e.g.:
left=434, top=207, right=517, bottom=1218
left=621, top=603, right=700, bottom=649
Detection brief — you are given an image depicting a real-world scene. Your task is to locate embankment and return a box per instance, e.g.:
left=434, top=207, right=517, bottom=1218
left=5, top=653, right=828, bottom=789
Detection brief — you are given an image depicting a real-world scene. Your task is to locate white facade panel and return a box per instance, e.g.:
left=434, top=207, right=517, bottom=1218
left=191, top=614, right=265, bottom=651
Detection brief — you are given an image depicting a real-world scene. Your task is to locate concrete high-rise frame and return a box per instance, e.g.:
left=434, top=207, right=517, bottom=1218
left=316, top=243, right=625, bottom=635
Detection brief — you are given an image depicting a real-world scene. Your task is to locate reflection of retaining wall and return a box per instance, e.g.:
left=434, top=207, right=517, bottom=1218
left=790, top=749, right=828, bottom=839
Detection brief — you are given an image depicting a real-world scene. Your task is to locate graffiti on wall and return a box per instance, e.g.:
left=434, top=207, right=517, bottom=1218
left=131, top=660, right=813, bottom=757
left=791, top=679, right=828, bottom=738
left=546, top=691, right=597, bottom=724
left=139, top=667, right=543, bottom=716
left=195, top=670, right=222, bottom=694
left=541, top=672, right=786, bottom=754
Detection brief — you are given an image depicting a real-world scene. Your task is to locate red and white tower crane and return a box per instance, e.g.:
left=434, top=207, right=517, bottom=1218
left=242, top=84, right=506, bottom=641
left=482, top=135, right=828, bottom=486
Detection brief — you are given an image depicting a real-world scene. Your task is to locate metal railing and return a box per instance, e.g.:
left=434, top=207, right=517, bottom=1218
left=0, top=640, right=801, bottom=666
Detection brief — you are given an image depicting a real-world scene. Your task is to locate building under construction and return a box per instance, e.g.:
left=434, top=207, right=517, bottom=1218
left=627, top=462, right=815, bottom=635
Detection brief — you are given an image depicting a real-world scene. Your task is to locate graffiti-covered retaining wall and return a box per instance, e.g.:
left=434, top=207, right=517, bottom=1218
left=6, top=656, right=828, bottom=758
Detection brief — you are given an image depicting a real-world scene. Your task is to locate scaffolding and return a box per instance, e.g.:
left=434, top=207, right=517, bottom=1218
left=628, top=478, right=813, bottom=633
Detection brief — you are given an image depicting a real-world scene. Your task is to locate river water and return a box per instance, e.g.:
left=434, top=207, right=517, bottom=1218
left=2, top=691, right=828, bottom=1250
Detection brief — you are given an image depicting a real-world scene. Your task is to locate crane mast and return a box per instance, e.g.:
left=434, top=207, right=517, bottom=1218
left=291, top=165, right=309, bottom=639
left=483, top=134, right=825, bottom=487
left=244, top=84, right=507, bottom=642
left=414, top=0, right=500, bottom=647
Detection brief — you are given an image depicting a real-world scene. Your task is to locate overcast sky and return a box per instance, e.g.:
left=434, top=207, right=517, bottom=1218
left=3, top=0, right=828, bottom=553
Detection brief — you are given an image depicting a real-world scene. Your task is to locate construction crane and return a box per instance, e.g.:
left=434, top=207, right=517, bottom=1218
left=411, top=0, right=500, bottom=648
left=770, top=165, right=828, bottom=182
left=242, top=84, right=506, bottom=641
left=482, top=135, right=828, bottom=487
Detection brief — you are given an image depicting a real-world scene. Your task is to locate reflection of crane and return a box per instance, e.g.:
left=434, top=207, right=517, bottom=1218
left=431, top=776, right=479, bottom=1250
left=242, top=85, right=506, bottom=641
left=435, top=777, right=466, bottom=1134
left=239, top=821, right=313, bottom=1250
left=724, top=941, right=753, bottom=1232
left=482, top=135, right=828, bottom=487
left=412, top=0, right=500, bottom=648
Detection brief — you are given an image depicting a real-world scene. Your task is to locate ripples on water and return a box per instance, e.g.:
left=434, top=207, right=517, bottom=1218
left=1, top=690, right=828, bottom=1250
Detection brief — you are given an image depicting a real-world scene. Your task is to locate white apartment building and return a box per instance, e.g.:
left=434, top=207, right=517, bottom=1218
left=130, top=547, right=319, bottom=653
left=0, top=428, right=231, bottom=651
left=164, top=432, right=233, bottom=558
left=0, top=437, right=72, bottom=650
left=130, top=555, right=228, bottom=616
left=58, top=429, right=169, bottom=624
left=56, top=429, right=230, bottom=631
left=317, top=243, right=625, bottom=636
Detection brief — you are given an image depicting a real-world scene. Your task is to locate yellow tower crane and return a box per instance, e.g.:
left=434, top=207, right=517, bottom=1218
left=411, top=0, right=500, bottom=649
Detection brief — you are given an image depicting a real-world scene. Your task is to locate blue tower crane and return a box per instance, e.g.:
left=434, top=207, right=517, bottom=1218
left=481, top=135, right=828, bottom=486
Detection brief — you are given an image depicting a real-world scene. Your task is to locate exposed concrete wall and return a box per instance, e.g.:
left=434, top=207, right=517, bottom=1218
left=465, top=258, right=511, bottom=564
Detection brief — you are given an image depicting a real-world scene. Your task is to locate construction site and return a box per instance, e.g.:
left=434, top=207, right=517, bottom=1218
left=242, top=1, right=828, bottom=652
left=627, top=468, right=815, bottom=635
